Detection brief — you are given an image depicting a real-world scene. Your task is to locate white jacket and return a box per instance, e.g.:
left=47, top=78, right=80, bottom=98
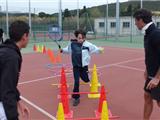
left=62, top=40, right=101, bottom=67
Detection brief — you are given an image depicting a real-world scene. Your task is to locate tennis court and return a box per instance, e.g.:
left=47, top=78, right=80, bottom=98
left=18, top=42, right=159, bottom=120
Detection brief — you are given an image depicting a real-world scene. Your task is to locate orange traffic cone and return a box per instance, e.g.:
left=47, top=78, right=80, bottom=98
left=33, top=44, right=37, bottom=52
left=59, top=84, right=73, bottom=118
left=98, top=86, right=106, bottom=113
left=59, top=67, right=67, bottom=87
left=61, top=86, right=73, bottom=118
left=47, top=49, right=56, bottom=64
left=43, top=45, right=46, bottom=54
left=95, top=86, right=120, bottom=119
left=60, top=84, right=68, bottom=97
left=95, top=86, right=107, bottom=117
left=56, top=51, right=62, bottom=63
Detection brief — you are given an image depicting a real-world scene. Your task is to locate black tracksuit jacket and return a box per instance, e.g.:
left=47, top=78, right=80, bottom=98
left=0, top=39, right=21, bottom=120
left=144, top=23, right=160, bottom=77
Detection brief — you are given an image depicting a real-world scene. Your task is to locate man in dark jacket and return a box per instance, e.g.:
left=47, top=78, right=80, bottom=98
left=0, top=21, right=30, bottom=119
left=134, top=9, right=160, bottom=120
left=0, top=28, right=4, bottom=43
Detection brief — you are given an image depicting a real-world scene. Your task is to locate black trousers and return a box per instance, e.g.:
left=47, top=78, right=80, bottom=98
left=72, top=66, right=90, bottom=99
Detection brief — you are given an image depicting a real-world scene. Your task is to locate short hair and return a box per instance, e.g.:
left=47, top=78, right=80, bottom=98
left=74, top=29, right=86, bottom=38
left=9, top=20, right=30, bottom=42
left=133, top=9, right=152, bottom=24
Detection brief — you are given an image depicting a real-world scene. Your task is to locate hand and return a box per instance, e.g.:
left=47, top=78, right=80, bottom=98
left=59, top=49, right=63, bottom=53
left=18, top=100, right=30, bottom=119
left=146, top=78, right=160, bottom=90
left=99, top=47, right=104, bottom=53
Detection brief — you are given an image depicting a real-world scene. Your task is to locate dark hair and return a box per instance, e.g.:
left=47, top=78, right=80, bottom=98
left=9, top=20, right=30, bottom=42
left=74, top=29, right=86, bottom=38
left=133, top=9, right=152, bottom=24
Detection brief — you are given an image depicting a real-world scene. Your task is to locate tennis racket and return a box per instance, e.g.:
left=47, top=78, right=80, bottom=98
left=48, top=25, right=62, bottom=49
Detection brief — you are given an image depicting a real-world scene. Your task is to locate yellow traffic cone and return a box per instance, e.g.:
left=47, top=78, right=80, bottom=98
left=90, top=64, right=101, bottom=87
left=41, top=45, right=44, bottom=53
left=36, top=45, right=40, bottom=52
left=101, top=101, right=109, bottom=120
left=88, top=64, right=100, bottom=98
left=57, top=102, right=65, bottom=120
left=88, top=83, right=100, bottom=98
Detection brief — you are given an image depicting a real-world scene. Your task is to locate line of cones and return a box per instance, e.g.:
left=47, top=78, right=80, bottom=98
left=56, top=66, right=119, bottom=120
left=95, top=86, right=120, bottom=119
left=58, top=67, right=73, bottom=119
left=33, top=44, right=46, bottom=54
left=33, top=44, right=62, bottom=64
left=47, top=48, right=62, bottom=64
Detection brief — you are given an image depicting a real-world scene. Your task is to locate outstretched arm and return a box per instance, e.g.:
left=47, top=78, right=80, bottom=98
left=89, top=43, right=104, bottom=54
left=60, top=42, right=72, bottom=54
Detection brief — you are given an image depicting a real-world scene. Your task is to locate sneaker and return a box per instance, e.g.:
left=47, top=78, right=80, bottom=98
left=72, top=98, right=80, bottom=106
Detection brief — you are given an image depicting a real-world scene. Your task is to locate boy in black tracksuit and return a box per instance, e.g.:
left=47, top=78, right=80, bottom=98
left=61, top=29, right=103, bottom=106
left=0, top=21, right=30, bottom=119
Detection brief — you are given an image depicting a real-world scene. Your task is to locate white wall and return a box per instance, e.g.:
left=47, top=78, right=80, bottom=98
left=94, top=16, right=145, bottom=36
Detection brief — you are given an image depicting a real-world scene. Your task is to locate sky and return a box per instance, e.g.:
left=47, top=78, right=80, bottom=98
left=0, top=0, right=129, bottom=14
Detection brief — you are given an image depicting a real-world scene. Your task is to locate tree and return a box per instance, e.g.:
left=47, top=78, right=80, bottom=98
left=127, top=4, right=132, bottom=15
left=80, top=6, right=87, bottom=17
left=63, top=8, right=71, bottom=18
left=38, top=12, right=47, bottom=18
left=88, top=8, right=101, bottom=18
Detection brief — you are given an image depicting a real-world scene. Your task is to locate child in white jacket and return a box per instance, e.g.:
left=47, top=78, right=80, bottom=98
left=60, top=29, right=104, bottom=106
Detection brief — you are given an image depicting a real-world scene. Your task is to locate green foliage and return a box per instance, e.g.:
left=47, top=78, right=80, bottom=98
left=63, top=9, right=71, bottom=18
left=80, top=6, right=87, bottom=17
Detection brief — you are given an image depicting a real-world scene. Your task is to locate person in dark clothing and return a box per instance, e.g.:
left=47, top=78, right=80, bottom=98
left=60, top=29, right=104, bottom=106
left=0, top=28, right=4, bottom=43
left=134, top=9, right=160, bottom=120
left=0, top=21, right=30, bottom=120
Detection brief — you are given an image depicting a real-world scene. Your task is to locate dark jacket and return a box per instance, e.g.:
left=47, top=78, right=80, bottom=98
left=144, top=23, right=160, bottom=77
left=0, top=29, right=3, bottom=43
left=70, top=39, right=83, bottom=67
left=0, top=39, right=22, bottom=119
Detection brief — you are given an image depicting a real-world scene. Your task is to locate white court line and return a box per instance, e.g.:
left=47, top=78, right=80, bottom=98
left=97, top=57, right=144, bottom=69
left=114, top=64, right=145, bottom=72
left=19, top=57, right=144, bottom=119
left=105, top=46, right=144, bottom=53
left=19, top=75, right=60, bottom=85
left=20, top=96, right=56, bottom=120
left=19, top=57, right=144, bottom=85
left=19, top=73, right=72, bottom=85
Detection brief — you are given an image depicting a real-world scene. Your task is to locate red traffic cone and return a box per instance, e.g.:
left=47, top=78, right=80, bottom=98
left=60, top=67, right=67, bottom=87
left=95, top=85, right=107, bottom=118
left=43, top=45, right=46, bottom=54
left=47, top=49, right=56, bottom=64
left=98, top=85, right=106, bottom=113
left=60, top=84, right=73, bottom=118
left=33, top=44, right=37, bottom=51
